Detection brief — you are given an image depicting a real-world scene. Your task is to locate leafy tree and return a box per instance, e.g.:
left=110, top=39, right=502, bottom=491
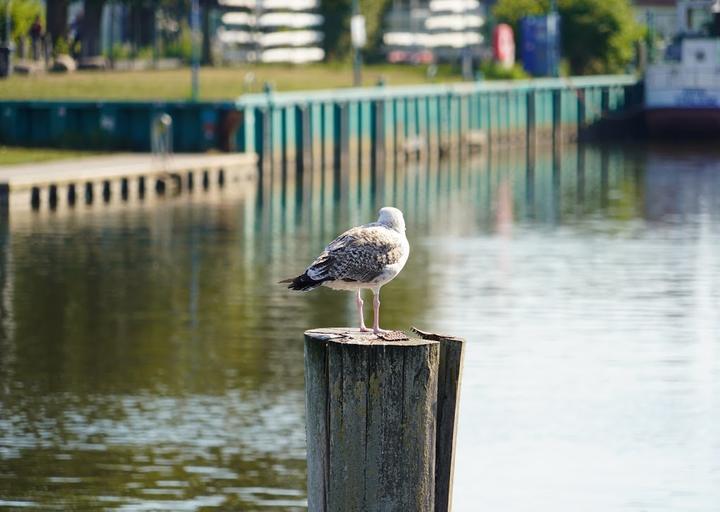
left=493, top=0, right=642, bottom=74
left=0, top=0, right=43, bottom=44
left=81, top=0, right=105, bottom=57
left=45, top=0, right=68, bottom=46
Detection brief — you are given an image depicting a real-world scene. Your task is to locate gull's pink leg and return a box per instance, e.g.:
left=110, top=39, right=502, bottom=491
left=357, top=289, right=371, bottom=332
left=372, top=288, right=387, bottom=335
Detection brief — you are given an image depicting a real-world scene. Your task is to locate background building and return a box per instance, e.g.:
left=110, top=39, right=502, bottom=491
left=382, top=0, right=486, bottom=63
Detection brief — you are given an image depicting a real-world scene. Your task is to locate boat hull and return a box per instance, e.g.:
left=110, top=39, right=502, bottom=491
left=644, top=107, right=720, bottom=137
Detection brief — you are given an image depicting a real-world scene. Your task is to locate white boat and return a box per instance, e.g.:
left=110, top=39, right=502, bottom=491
left=644, top=0, right=720, bottom=134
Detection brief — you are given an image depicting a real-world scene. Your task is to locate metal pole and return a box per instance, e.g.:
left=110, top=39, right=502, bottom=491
left=5, top=0, right=11, bottom=44
left=549, top=0, right=559, bottom=77
left=2, top=0, right=12, bottom=79
left=352, top=0, right=361, bottom=87
left=190, top=0, right=200, bottom=101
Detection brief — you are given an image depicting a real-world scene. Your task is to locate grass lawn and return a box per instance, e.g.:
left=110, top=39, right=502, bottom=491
left=0, top=146, right=102, bottom=166
left=0, top=63, right=461, bottom=101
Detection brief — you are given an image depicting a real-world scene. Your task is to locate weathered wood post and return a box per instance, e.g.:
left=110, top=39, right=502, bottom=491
left=31, top=186, right=40, bottom=209
left=0, top=184, right=8, bottom=217
left=48, top=184, right=58, bottom=209
left=67, top=184, right=77, bottom=206
left=304, top=328, right=464, bottom=512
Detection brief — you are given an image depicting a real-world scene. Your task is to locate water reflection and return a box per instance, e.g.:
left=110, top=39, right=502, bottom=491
left=1, top=143, right=719, bottom=510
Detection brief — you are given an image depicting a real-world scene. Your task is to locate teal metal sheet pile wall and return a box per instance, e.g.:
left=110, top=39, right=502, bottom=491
left=236, top=75, right=640, bottom=173
left=0, top=101, right=237, bottom=152
left=0, top=75, right=639, bottom=156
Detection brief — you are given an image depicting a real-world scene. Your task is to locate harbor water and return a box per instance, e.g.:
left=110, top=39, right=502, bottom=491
left=0, top=142, right=719, bottom=510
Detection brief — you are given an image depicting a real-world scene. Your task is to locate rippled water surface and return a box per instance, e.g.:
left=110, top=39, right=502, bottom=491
left=1, top=143, right=719, bottom=511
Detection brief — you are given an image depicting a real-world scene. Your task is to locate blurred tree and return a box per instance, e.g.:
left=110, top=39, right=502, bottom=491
left=321, top=0, right=391, bottom=61
left=128, top=1, right=156, bottom=50
left=0, top=0, right=43, bottom=44
left=321, top=0, right=352, bottom=60
left=493, top=0, right=642, bottom=74
left=45, top=0, right=68, bottom=46
left=200, top=0, right=216, bottom=65
left=81, top=0, right=105, bottom=57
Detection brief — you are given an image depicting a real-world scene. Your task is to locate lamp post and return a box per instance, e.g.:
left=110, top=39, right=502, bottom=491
left=4, top=0, right=10, bottom=45
left=190, top=0, right=200, bottom=100
left=350, top=0, right=366, bottom=87
left=548, top=0, right=559, bottom=77
left=1, top=0, right=12, bottom=79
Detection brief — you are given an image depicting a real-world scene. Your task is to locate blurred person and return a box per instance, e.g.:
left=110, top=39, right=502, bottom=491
left=29, top=15, right=43, bottom=61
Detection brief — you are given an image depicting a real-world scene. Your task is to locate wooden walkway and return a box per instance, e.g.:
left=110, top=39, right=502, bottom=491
left=0, top=153, right=257, bottom=212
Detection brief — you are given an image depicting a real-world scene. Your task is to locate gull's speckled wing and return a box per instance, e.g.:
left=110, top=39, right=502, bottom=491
left=306, top=223, right=405, bottom=283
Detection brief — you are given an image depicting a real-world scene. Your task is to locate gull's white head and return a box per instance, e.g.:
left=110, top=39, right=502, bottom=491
left=377, top=206, right=406, bottom=232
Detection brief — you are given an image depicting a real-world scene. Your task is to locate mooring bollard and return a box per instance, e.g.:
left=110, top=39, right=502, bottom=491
left=304, top=327, right=464, bottom=512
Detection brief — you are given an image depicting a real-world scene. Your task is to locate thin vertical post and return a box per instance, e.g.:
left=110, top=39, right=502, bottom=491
left=254, top=107, right=266, bottom=177
left=577, top=89, right=586, bottom=141
left=121, top=177, right=130, bottom=199
left=190, top=0, right=200, bottom=101
left=295, top=105, right=310, bottom=183
left=30, top=187, right=40, bottom=209
left=370, top=98, right=385, bottom=188
left=552, top=89, right=562, bottom=147
left=281, top=106, right=288, bottom=177
left=333, top=102, right=349, bottom=199
left=48, top=184, right=58, bottom=209
left=601, top=86, right=610, bottom=115
left=526, top=89, right=536, bottom=149
left=84, top=182, right=94, bottom=204
left=67, top=184, right=77, bottom=206
left=0, top=184, right=8, bottom=217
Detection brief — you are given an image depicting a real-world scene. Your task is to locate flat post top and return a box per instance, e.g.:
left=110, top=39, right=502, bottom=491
left=305, top=327, right=440, bottom=347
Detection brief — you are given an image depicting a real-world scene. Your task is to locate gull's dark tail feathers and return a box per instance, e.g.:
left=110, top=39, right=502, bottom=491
left=279, top=272, right=326, bottom=291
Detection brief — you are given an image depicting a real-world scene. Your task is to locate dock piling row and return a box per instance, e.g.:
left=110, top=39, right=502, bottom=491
left=0, top=154, right=257, bottom=211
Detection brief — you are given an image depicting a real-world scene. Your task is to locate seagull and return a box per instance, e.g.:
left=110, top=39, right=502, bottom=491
left=281, top=207, right=410, bottom=335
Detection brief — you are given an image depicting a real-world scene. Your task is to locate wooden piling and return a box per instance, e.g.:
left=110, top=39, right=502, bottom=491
left=67, top=184, right=76, bottom=205
left=413, top=327, right=465, bottom=512
left=31, top=187, right=40, bottom=209
left=84, top=182, right=93, bottom=204
left=48, top=185, right=58, bottom=209
left=304, top=327, right=464, bottom=512
left=0, top=184, right=9, bottom=216
left=120, top=178, right=129, bottom=200
left=102, top=180, right=111, bottom=202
